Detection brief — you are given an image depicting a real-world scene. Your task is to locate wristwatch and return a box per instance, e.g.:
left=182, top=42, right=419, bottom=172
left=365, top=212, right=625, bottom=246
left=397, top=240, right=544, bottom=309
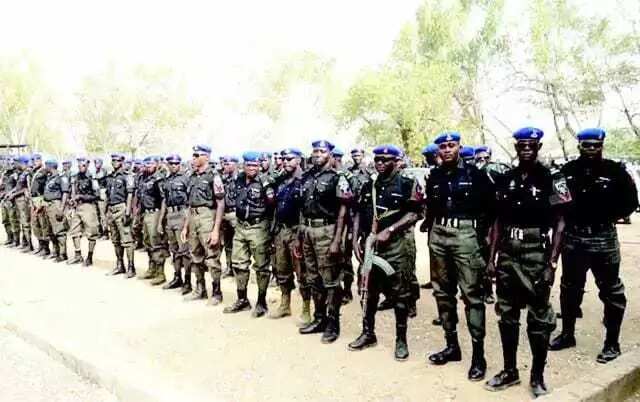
left=388, top=225, right=395, bottom=233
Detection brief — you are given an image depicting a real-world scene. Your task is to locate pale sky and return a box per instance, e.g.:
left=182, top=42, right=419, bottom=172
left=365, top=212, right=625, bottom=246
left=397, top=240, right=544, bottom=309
left=0, top=0, right=637, bottom=158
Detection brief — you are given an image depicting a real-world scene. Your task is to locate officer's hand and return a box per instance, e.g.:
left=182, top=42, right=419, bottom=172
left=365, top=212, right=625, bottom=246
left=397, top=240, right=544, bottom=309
left=329, top=239, right=340, bottom=256
left=157, top=224, right=164, bottom=236
left=375, top=229, right=391, bottom=244
left=207, top=231, right=220, bottom=248
left=293, top=239, right=303, bottom=259
left=486, top=261, right=496, bottom=278
left=419, top=219, right=430, bottom=233
left=353, top=240, right=363, bottom=264
left=123, top=213, right=132, bottom=226
left=180, top=227, right=188, bottom=243
left=542, top=262, right=557, bottom=287
left=55, top=212, right=64, bottom=222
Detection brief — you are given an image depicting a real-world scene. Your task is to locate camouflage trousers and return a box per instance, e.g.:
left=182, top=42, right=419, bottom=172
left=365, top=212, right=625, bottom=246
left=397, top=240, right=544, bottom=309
left=31, top=196, right=51, bottom=241
left=142, top=209, right=169, bottom=264
left=495, top=227, right=556, bottom=337
left=429, top=220, right=486, bottom=340
left=559, top=226, right=626, bottom=338
left=69, top=203, right=100, bottom=241
left=15, top=196, right=31, bottom=244
left=187, top=206, right=222, bottom=282
left=273, top=224, right=308, bottom=296
left=1, top=199, right=18, bottom=237
left=232, top=219, right=271, bottom=291
left=107, top=203, right=133, bottom=247
left=44, top=199, right=68, bottom=255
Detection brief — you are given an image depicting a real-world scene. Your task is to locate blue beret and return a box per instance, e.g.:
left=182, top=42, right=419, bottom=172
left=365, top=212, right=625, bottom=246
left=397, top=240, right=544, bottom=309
left=311, top=140, right=335, bottom=151
left=62, top=160, right=72, bottom=165
left=166, top=154, right=182, bottom=163
left=513, top=127, right=544, bottom=141
left=350, top=148, right=365, bottom=154
left=421, top=143, right=439, bottom=156
left=32, top=153, right=42, bottom=161
left=259, top=152, right=272, bottom=161
left=474, top=145, right=491, bottom=155
left=332, top=148, right=344, bottom=157
left=434, top=131, right=461, bottom=144
left=77, top=157, right=88, bottom=165
left=221, top=155, right=239, bottom=163
left=110, top=153, right=125, bottom=161
left=460, top=146, right=475, bottom=158
left=281, top=148, right=303, bottom=158
left=125, top=158, right=133, bottom=164
left=577, top=128, right=606, bottom=141
left=94, top=157, right=103, bottom=163
left=132, top=159, right=143, bottom=165
left=372, top=144, right=402, bottom=158
left=243, top=151, right=261, bottom=163
left=15, top=155, right=30, bottom=164
left=45, top=160, right=58, bottom=167
left=193, top=144, right=212, bottom=155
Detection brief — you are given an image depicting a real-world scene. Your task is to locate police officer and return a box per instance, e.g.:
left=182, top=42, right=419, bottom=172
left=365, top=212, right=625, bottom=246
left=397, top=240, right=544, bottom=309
left=223, top=151, right=275, bottom=316
left=220, top=155, right=239, bottom=278
left=297, top=140, right=353, bottom=343
left=484, top=127, right=569, bottom=397
left=273, top=152, right=284, bottom=175
left=348, top=144, right=423, bottom=361
left=93, top=157, right=109, bottom=239
left=1, top=158, right=19, bottom=246
left=132, top=158, right=146, bottom=250
left=181, top=145, right=226, bottom=303
left=106, top=153, right=137, bottom=278
left=259, top=152, right=272, bottom=176
left=425, top=132, right=493, bottom=381
left=270, top=148, right=311, bottom=323
left=137, top=156, right=170, bottom=286
left=460, top=146, right=475, bottom=164
left=349, top=148, right=372, bottom=196
left=332, top=148, right=344, bottom=169
left=12, top=155, right=33, bottom=251
left=550, top=128, right=638, bottom=364
left=67, top=157, right=100, bottom=266
left=30, top=153, right=51, bottom=256
left=43, top=160, right=70, bottom=262
left=159, top=154, right=192, bottom=294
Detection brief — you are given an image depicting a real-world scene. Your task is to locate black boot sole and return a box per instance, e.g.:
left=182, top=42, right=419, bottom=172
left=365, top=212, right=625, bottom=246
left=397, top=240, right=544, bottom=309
left=484, top=379, right=521, bottom=392
left=348, top=341, right=377, bottom=351
left=395, top=354, right=409, bottom=362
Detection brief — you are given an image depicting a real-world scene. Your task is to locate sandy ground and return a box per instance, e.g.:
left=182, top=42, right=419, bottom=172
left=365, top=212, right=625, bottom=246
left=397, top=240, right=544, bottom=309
left=0, top=219, right=639, bottom=401
left=0, top=327, right=117, bottom=402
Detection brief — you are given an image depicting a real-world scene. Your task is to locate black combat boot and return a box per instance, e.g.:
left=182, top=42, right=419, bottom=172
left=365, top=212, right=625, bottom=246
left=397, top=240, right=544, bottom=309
left=40, top=241, right=51, bottom=258
left=597, top=315, right=623, bottom=363
left=428, top=331, right=462, bottom=365
left=56, top=242, right=68, bottom=262
left=342, top=277, right=353, bottom=305
left=83, top=252, right=94, bottom=267
left=394, top=303, right=409, bottom=361
left=48, top=242, right=60, bottom=260
left=150, top=259, right=167, bottom=286
left=126, top=261, right=136, bottom=278
left=185, top=273, right=207, bottom=301
left=468, top=339, right=487, bottom=381
left=485, top=323, right=520, bottom=391
left=20, top=234, right=30, bottom=250
left=139, top=253, right=157, bottom=280
left=529, top=331, right=550, bottom=398
left=33, top=239, right=44, bottom=256
left=223, top=289, right=252, bottom=313
left=549, top=332, right=576, bottom=351
left=20, top=237, right=33, bottom=253
left=109, top=246, right=126, bottom=275
left=252, top=290, right=268, bottom=317
left=67, top=250, right=84, bottom=265
left=299, top=290, right=327, bottom=335
left=348, top=295, right=378, bottom=351
left=420, top=281, right=433, bottom=289
left=181, top=260, right=192, bottom=295
left=321, top=287, right=341, bottom=344
left=207, top=279, right=223, bottom=305
left=377, top=297, right=394, bottom=311
left=163, top=259, right=183, bottom=290
left=2, top=231, right=13, bottom=246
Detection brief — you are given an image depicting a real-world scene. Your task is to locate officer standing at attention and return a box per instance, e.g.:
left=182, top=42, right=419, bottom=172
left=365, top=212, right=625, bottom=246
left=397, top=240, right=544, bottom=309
left=297, top=140, right=353, bottom=344
left=549, top=128, right=638, bottom=364
left=349, top=144, right=423, bottom=361
left=220, top=155, right=239, bottom=278
left=94, top=158, right=109, bottom=239
left=425, top=132, right=493, bottom=381
left=138, top=156, right=170, bottom=286
left=259, top=152, right=272, bottom=176
left=43, top=160, right=70, bottom=262
left=106, top=152, right=137, bottom=278
left=1, top=158, right=19, bottom=247
left=223, top=151, right=276, bottom=316
left=270, top=148, right=311, bottom=323
left=29, top=154, right=51, bottom=257
left=12, top=155, right=33, bottom=251
left=181, top=145, right=226, bottom=303
left=159, top=154, right=192, bottom=294
left=67, top=157, right=100, bottom=266
left=484, top=127, right=570, bottom=397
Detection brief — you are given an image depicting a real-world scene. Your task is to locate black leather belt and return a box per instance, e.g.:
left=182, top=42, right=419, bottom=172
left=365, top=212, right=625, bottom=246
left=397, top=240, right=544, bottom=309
left=238, top=217, right=266, bottom=226
left=569, top=222, right=614, bottom=235
left=303, top=218, right=335, bottom=228
left=434, top=217, right=476, bottom=228
left=505, top=226, right=548, bottom=241
left=143, top=207, right=160, bottom=213
left=168, top=205, right=186, bottom=212
left=225, top=207, right=236, bottom=213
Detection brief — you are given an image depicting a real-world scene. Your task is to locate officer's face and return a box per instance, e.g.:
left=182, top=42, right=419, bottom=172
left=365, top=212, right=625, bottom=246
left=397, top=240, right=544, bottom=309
left=244, top=162, right=259, bottom=178
left=33, top=159, right=42, bottom=168
left=333, top=156, right=342, bottom=168
left=312, top=148, right=330, bottom=167
left=168, top=161, right=181, bottom=173
left=63, top=163, right=71, bottom=171
left=438, top=141, right=460, bottom=164
left=260, top=159, right=270, bottom=171
left=223, top=161, right=236, bottom=174
left=146, top=162, right=157, bottom=174
left=283, top=155, right=300, bottom=173
left=374, top=155, right=397, bottom=176
left=94, top=161, right=102, bottom=169
left=111, top=159, right=122, bottom=169
left=192, top=153, right=208, bottom=169
left=274, top=156, right=283, bottom=168
left=578, top=140, right=603, bottom=160
left=79, top=163, right=87, bottom=173
left=352, top=153, right=363, bottom=165
left=515, top=140, right=541, bottom=162
left=474, top=152, right=491, bottom=169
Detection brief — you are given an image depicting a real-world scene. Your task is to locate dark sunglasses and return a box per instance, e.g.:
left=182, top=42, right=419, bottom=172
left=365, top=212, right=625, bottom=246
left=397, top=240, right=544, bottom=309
left=515, top=141, right=538, bottom=150
left=580, top=141, right=603, bottom=149
left=245, top=162, right=260, bottom=167
left=284, top=156, right=296, bottom=161
left=373, top=156, right=396, bottom=163
left=192, top=153, right=205, bottom=158
left=168, top=162, right=180, bottom=166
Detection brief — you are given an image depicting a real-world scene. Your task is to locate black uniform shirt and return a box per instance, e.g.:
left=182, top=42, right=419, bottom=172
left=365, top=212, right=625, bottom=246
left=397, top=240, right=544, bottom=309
left=561, top=158, right=639, bottom=225
left=30, top=166, right=48, bottom=197
left=235, top=172, right=275, bottom=222
left=73, top=172, right=99, bottom=202
left=300, top=166, right=353, bottom=220
left=163, top=171, right=189, bottom=207
left=106, top=168, right=135, bottom=206
left=187, top=168, right=224, bottom=208
left=275, top=173, right=303, bottom=227
left=139, top=171, right=165, bottom=211
left=223, top=172, right=238, bottom=212
left=44, top=173, right=69, bottom=201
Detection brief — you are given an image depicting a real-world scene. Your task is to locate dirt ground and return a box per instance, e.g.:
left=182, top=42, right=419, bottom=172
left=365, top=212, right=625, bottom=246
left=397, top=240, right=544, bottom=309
left=1, top=219, right=639, bottom=402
